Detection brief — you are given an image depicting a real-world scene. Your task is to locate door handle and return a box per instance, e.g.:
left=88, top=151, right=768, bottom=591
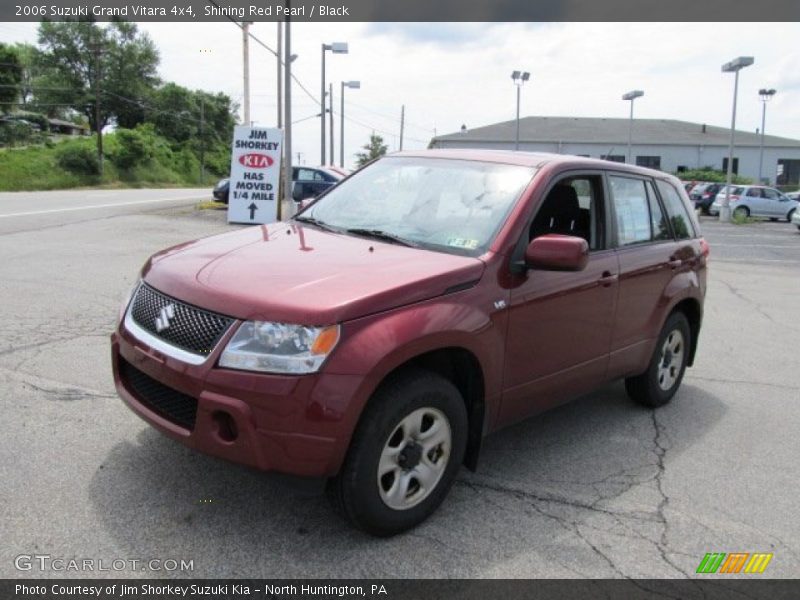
left=598, top=271, right=618, bottom=287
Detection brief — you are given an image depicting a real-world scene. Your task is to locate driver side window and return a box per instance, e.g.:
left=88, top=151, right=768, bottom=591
left=529, top=175, right=604, bottom=251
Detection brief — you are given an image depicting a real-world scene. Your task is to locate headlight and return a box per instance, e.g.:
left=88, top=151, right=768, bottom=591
left=219, top=321, right=340, bottom=374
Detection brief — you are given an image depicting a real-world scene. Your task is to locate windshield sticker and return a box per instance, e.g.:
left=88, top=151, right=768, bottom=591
left=447, top=237, right=479, bottom=250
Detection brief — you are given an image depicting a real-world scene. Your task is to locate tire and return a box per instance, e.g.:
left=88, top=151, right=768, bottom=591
left=788, top=208, right=796, bottom=223
left=327, top=368, right=468, bottom=536
left=625, top=312, right=691, bottom=408
left=733, top=206, right=750, bottom=218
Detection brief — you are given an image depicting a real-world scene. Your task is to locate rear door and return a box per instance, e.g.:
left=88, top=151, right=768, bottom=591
left=606, top=174, right=680, bottom=379
left=744, top=187, right=768, bottom=216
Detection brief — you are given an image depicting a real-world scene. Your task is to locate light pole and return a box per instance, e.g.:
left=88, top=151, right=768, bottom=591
left=720, top=56, right=754, bottom=222
left=340, top=80, right=360, bottom=169
left=622, top=90, right=644, bottom=164
left=511, top=70, right=530, bottom=151
left=321, top=42, right=348, bottom=165
left=758, top=88, right=776, bottom=185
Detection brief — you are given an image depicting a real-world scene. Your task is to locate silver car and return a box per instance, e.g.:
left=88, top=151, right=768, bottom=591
left=709, top=185, right=798, bottom=221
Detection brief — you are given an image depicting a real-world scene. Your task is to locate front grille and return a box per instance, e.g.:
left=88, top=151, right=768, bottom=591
left=120, top=359, right=198, bottom=430
left=130, top=284, right=233, bottom=356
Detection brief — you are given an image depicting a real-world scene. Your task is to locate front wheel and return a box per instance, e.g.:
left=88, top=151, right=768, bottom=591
left=788, top=208, right=796, bottom=223
left=626, top=312, right=691, bottom=408
left=328, top=369, right=467, bottom=536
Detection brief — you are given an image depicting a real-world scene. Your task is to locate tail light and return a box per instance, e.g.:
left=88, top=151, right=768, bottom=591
left=699, top=238, right=710, bottom=260
left=702, top=193, right=711, bottom=199
left=730, top=195, right=740, bottom=201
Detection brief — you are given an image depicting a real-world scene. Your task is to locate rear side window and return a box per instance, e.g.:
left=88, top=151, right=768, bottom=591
left=609, top=176, right=667, bottom=246
left=655, top=180, right=696, bottom=239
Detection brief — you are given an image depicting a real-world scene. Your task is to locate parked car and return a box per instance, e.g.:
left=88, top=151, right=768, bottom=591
left=709, top=185, right=798, bottom=221
left=112, top=150, right=708, bottom=536
left=212, top=166, right=344, bottom=204
left=792, top=204, right=800, bottom=231
left=690, top=183, right=723, bottom=214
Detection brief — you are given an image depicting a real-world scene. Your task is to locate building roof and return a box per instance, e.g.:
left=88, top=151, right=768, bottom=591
left=48, top=118, right=88, bottom=129
left=433, top=117, right=800, bottom=148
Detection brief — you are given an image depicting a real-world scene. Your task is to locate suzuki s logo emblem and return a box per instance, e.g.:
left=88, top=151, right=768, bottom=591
left=155, top=304, right=176, bottom=332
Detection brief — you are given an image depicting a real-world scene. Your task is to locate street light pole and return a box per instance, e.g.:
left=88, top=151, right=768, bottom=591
left=622, top=90, right=644, bottom=164
left=242, top=21, right=252, bottom=126
left=329, top=82, right=334, bottom=165
left=511, top=71, right=530, bottom=151
left=758, top=88, right=776, bottom=185
left=340, top=80, right=360, bottom=169
left=720, top=56, right=754, bottom=222
left=320, top=42, right=348, bottom=165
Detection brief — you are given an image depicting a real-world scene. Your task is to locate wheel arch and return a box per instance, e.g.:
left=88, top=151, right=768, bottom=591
left=667, top=297, right=703, bottom=367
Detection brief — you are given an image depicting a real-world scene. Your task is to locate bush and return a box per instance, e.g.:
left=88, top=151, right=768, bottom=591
left=112, top=127, right=153, bottom=170
left=55, top=142, right=100, bottom=176
left=0, top=120, right=35, bottom=146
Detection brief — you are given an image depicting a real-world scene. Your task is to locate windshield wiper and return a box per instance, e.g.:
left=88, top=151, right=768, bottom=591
left=293, top=215, right=338, bottom=233
left=345, top=228, right=420, bottom=248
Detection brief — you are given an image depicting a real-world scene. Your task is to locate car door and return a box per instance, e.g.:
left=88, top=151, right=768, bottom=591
left=744, top=187, right=767, bottom=216
left=763, top=187, right=786, bottom=217
left=606, top=175, right=683, bottom=379
left=499, top=172, right=619, bottom=427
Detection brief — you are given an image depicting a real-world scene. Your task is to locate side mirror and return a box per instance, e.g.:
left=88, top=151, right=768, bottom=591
left=292, top=181, right=314, bottom=202
left=525, top=234, right=589, bottom=271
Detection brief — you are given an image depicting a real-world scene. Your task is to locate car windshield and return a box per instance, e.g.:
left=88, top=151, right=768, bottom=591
left=298, top=157, right=535, bottom=256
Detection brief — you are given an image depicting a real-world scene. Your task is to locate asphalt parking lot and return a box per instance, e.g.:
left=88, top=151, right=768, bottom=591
left=1, top=192, right=798, bottom=580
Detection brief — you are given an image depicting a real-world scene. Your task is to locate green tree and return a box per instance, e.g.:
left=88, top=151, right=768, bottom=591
left=0, top=43, right=23, bottom=112
left=355, top=132, right=388, bottom=167
left=35, top=20, right=160, bottom=132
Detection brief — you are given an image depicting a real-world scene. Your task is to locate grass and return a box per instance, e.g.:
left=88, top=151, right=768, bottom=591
left=0, top=135, right=222, bottom=192
left=196, top=200, right=226, bottom=210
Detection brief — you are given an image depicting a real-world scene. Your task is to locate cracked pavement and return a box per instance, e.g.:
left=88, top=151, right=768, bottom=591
left=1, top=197, right=798, bottom=580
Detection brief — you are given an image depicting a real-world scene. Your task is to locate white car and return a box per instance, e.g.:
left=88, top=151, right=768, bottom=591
left=709, top=185, right=798, bottom=221
left=792, top=204, right=800, bottom=231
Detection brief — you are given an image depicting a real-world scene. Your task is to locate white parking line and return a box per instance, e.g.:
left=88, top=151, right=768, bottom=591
left=0, top=195, right=205, bottom=219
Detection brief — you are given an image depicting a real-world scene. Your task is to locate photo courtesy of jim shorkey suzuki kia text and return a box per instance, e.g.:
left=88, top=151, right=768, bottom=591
left=14, top=584, right=387, bottom=596
left=14, top=4, right=352, bottom=18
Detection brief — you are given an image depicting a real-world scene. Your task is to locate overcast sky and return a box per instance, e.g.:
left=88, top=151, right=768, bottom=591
left=2, top=21, right=799, bottom=170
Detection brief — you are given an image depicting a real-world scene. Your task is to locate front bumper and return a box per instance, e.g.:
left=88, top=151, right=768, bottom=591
left=111, top=321, right=363, bottom=478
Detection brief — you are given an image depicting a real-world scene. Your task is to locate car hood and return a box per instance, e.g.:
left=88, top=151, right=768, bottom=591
left=141, top=223, right=485, bottom=324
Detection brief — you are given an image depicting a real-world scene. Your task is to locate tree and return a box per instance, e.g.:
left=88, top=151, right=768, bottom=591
left=355, top=132, right=388, bottom=167
left=0, top=43, right=23, bottom=112
left=35, top=20, right=160, bottom=132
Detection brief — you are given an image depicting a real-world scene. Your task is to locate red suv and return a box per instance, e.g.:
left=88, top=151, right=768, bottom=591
left=111, top=150, right=707, bottom=536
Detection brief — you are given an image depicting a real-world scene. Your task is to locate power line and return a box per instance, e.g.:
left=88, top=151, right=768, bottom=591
left=204, top=0, right=320, bottom=106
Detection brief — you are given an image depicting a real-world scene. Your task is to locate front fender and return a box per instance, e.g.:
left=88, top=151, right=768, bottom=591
left=320, top=286, right=508, bottom=469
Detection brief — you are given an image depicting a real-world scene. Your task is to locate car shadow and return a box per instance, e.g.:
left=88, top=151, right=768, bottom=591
left=88, top=380, right=725, bottom=578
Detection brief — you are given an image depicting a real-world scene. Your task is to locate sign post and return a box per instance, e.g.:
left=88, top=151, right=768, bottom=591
left=227, top=126, right=283, bottom=224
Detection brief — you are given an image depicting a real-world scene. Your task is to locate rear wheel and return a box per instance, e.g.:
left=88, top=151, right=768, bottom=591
left=327, top=369, right=467, bottom=536
left=733, top=206, right=750, bottom=219
left=626, top=312, right=691, bottom=408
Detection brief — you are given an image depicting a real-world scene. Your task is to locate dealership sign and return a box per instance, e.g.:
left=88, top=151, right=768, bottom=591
left=228, top=126, right=283, bottom=224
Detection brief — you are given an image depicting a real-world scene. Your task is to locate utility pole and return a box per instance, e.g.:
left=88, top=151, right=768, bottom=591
left=282, top=13, right=292, bottom=220
left=329, top=83, right=334, bottom=165
left=399, top=105, right=405, bottom=151
left=89, top=40, right=105, bottom=176
left=320, top=44, right=326, bottom=164
left=242, top=21, right=252, bottom=125
left=199, top=96, right=205, bottom=185
left=276, top=22, right=282, bottom=128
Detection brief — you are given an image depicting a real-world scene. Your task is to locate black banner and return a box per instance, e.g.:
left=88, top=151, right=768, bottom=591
left=3, top=580, right=800, bottom=600
left=3, top=0, right=800, bottom=22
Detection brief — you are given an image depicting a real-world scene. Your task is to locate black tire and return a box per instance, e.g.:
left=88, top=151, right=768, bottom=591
left=788, top=208, right=796, bottom=223
left=733, top=206, right=750, bottom=218
left=625, top=312, right=691, bottom=408
left=327, top=368, right=467, bottom=536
